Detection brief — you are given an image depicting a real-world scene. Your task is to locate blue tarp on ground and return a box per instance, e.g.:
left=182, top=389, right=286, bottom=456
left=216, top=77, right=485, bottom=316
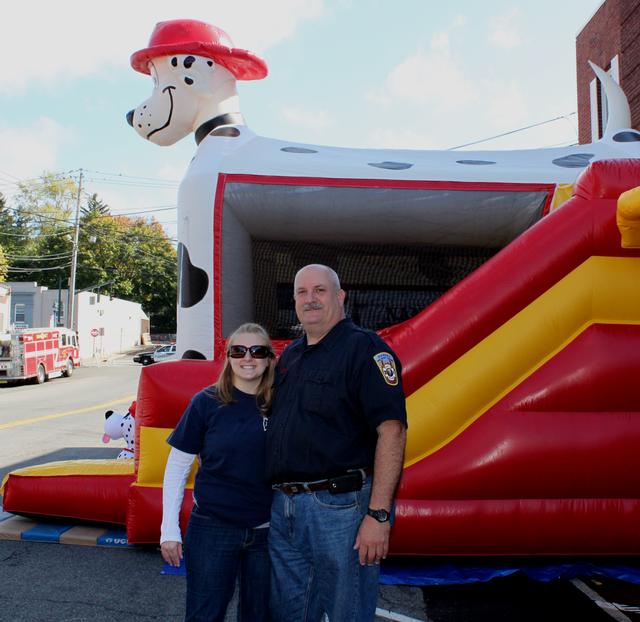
left=379, top=559, right=640, bottom=586
left=161, top=558, right=640, bottom=584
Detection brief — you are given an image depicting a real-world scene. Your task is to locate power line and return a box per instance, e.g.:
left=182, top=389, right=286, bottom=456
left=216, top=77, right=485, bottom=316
left=447, top=112, right=578, bottom=150
left=4, top=252, right=73, bottom=260
left=0, top=228, right=73, bottom=238
left=0, top=169, right=81, bottom=191
left=83, top=168, right=181, bottom=184
left=7, top=262, right=72, bottom=272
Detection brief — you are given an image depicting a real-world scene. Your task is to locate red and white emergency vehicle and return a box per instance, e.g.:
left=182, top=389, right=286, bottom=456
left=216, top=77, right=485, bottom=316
left=0, top=327, right=79, bottom=384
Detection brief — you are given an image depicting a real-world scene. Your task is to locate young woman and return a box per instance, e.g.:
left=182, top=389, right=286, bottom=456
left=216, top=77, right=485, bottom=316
left=160, top=323, right=276, bottom=622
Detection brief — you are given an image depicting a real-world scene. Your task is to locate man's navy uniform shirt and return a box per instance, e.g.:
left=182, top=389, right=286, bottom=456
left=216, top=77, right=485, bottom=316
left=266, top=318, right=407, bottom=484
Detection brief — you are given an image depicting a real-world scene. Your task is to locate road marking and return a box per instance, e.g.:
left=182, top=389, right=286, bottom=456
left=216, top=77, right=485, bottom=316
left=374, top=608, right=426, bottom=622
left=570, top=578, right=633, bottom=622
left=0, top=395, right=136, bottom=430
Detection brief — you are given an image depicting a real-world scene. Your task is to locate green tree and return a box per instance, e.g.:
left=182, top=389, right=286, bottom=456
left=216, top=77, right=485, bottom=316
left=77, top=213, right=177, bottom=333
left=3, top=173, right=76, bottom=285
left=4, top=173, right=177, bottom=332
left=0, top=244, right=7, bottom=281
left=82, top=193, right=110, bottom=217
left=0, top=192, right=25, bottom=258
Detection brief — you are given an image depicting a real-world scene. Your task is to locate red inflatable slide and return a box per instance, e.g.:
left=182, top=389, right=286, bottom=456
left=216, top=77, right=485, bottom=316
left=4, top=159, right=640, bottom=555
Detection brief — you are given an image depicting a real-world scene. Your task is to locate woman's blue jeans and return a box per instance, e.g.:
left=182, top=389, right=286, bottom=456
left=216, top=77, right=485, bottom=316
left=268, top=480, right=379, bottom=622
left=184, top=509, right=270, bottom=622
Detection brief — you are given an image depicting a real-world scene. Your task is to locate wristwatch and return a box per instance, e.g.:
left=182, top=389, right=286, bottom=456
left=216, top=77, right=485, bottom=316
left=367, top=508, right=390, bottom=523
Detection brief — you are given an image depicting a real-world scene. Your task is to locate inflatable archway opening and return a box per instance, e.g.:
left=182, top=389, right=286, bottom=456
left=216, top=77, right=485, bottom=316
left=213, top=175, right=555, bottom=347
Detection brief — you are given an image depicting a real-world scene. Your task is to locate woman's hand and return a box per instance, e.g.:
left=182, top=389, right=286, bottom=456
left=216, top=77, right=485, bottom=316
left=161, top=540, right=183, bottom=567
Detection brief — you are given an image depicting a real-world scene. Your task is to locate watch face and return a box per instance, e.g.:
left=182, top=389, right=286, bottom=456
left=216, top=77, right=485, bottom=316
left=368, top=508, right=390, bottom=522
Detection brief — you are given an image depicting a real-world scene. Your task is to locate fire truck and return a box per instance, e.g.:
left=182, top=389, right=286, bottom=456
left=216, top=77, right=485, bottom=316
left=0, top=327, right=79, bottom=384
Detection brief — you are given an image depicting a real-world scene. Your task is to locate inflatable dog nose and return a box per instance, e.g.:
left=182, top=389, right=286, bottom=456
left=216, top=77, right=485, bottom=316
left=126, top=110, right=134, bottom=127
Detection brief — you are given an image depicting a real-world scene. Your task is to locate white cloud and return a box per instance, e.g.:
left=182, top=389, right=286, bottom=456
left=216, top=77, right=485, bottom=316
left=361, top=14, right=566, bottom=151
left=487, top=8, right=522, bottom=49
left=280, top=106, right=334, bottom=132
left=484, top=80, right=530, bottom=134
left=0, top=0, right=325, bottom=94
left=0, top=118, right=68, bottom=185
left=366, top=23, right=476, bottom=112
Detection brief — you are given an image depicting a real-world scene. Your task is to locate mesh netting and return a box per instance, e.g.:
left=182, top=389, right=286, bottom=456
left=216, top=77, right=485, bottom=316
left=252, top=240, right=498, bottom=339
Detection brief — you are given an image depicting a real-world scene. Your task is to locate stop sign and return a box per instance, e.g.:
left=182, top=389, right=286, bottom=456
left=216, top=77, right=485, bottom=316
left=90, top=328, right=99, bottom=337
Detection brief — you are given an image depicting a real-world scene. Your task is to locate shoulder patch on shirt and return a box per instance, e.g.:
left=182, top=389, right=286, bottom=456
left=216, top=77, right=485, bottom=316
left=373, top=352, right=399, bottom=386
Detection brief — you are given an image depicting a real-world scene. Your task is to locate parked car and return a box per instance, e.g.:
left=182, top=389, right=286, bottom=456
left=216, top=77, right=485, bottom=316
left=133, top=344, right=177, bottom=365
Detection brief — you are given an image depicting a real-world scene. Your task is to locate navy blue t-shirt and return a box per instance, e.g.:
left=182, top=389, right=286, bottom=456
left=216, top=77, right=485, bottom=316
left=167, top=387, right=272, bottom=528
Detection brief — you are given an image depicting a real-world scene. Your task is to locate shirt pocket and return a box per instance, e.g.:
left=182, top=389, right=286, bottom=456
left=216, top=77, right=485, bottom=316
left=303, top=369, right=337, bottom=415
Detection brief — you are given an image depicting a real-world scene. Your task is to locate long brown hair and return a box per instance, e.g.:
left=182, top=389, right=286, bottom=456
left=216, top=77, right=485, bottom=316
left=212, top=323, right=275, bottom=415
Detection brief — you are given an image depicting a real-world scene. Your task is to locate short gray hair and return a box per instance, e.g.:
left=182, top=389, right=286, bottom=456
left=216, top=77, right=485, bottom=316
left=294, top=264, right=341, bottom=290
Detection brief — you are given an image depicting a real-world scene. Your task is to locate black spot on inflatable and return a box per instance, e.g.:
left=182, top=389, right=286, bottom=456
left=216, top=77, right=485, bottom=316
left=613, top=131, right=640, bottom=142
left=368, top=161, right=413, bottom=170
left=182, top=349, right=207, bottom=360
left=211, top=127, right=241, bottom=137
left=178, top=243, right=209, bottom=308
left=552, top=153, right=594, bottom=168
left=456, top=159, right=496, bottom=165
left=281, top=146, right=318, bottom=154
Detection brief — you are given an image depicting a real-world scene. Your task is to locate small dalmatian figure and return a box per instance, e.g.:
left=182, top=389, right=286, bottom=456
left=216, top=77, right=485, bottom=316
left=103, top=402, right=136, bottom=460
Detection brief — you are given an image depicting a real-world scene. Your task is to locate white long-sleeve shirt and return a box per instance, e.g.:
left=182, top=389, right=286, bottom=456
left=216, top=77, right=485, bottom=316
left=160, top=446, right=196, bottom=544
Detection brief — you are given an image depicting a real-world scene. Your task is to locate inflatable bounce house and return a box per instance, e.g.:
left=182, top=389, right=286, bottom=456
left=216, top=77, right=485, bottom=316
left=4, top=19, right=640, bottom=555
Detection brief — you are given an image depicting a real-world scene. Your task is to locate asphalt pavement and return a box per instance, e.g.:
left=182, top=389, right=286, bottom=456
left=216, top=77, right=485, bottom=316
left=3, top=363, right=640, bottom=621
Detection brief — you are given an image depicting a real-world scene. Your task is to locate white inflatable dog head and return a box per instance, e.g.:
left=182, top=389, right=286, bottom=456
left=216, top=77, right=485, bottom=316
left=127, top=19, right=267, bottom=146
left=103, top=410, right=129, bottom=442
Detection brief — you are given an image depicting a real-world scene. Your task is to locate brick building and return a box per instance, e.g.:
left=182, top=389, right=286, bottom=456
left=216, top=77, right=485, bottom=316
left=576, top=0, right=640, bottom=143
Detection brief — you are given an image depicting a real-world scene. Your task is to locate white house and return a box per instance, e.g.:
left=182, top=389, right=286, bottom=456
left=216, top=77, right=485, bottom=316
left=75, top=291, right=149, bottom=359
left=1, top=281, right=150, bottom=359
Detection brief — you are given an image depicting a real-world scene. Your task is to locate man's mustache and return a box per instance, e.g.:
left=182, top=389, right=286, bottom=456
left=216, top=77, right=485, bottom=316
left=302, top=302, right=323, bottom=311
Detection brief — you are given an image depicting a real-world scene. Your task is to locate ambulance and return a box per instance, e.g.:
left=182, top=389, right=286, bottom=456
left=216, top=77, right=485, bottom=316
left=0, top=327, right=79, bottom=384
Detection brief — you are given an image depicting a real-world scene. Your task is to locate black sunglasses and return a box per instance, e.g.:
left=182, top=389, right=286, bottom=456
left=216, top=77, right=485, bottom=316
left=228, top=345, right=273, bottom=359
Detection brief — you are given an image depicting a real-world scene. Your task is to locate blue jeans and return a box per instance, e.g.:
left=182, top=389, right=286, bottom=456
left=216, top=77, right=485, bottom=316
left=184, top=509, right=270, bottom=622
left=269, top=481, right=379, bottom=622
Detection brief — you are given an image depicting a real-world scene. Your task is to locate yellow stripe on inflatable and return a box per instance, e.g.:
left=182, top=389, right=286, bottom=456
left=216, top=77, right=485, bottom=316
left=550, top=183, right=574, bottom=211
left=405, top=256, right=640, bottom=466
left=0, top=459, right=134, bottom=494
left=136, top=426, right=198, bottom=486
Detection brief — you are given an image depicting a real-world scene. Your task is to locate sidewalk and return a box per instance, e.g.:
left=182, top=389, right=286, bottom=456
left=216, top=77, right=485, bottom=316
left=80, top=344, right=152, bottom=367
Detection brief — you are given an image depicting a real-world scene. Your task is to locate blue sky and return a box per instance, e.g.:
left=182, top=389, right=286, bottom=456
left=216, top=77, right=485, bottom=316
left=0, top=0, right=605, bottom=240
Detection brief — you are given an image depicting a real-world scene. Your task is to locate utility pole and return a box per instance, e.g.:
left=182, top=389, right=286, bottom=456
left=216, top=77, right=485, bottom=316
left=67, top=169, right=83, bottom=331
left=56, top=272, right=63, bottom=326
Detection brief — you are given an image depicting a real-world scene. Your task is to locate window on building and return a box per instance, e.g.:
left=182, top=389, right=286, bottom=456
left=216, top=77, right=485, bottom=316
left=14, top=304, right=25, bottom=324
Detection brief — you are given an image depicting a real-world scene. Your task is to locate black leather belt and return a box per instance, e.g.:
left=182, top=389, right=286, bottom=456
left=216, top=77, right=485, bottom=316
left=272, top=468, right=371, bottom=495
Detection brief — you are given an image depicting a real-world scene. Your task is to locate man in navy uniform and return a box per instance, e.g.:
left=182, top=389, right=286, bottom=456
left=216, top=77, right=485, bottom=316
left=267, top=264, right=407, bottom=622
